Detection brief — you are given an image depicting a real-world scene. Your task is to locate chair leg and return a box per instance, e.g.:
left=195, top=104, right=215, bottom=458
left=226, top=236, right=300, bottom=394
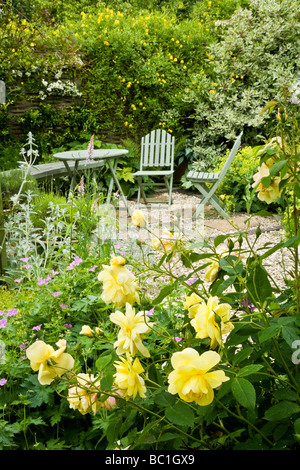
left=166, top=175, right=173, bottom=207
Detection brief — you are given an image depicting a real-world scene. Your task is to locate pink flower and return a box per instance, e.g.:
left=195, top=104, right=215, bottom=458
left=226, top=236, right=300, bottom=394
left=7, top=309, right=19, bottom=316
left=60, top=304, right=69, bottom=309
left=66, top=256, right=83, bottom=271
left=187, top=278, right=197, bottom=286
left=14, top=278, right=23, bottom=283
left=0, top=378, right=7, bottom=386
left=22, top=264, right=32, bottom=269
left=32, top=324, right=42, bottom=331
left=0, top=318, right=7, bottom=328
left=63, top=323, right=73, bottom=328
left=38, top=278, right=48, bottom=286
left=51, top=292, right=62, bottom=297
left=88, top=265, right=98, bottom=272
left=20, top=257, right=31, bottom=262
left=146, top=307, right=155, bottom=316
left=173, top=336, right=183, bottom=342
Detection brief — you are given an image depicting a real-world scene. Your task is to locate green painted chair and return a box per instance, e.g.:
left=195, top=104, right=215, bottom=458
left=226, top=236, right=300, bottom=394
left=133, top=129, right=175, bottom=207
left=187, top=131, right=243, bottom=219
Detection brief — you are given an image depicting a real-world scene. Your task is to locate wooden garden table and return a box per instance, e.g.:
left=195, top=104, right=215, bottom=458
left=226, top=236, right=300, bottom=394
left=53, top=149, right=130, bottom=214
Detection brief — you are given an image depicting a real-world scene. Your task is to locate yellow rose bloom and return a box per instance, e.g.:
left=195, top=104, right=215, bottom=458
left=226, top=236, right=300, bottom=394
left=255, top=178, right=282, bottom=204
left=110, top=303, right=153, bottom=357
left=80, top=325, right=94, bottom=337
left=252, top=159, right=282, bottom=204
left=168, top=348, right=229, bottom=406
left=98, top=258, right=139, bottom=308
left=190, top=296, right=234, bottom=348
left=132, top=209, right=146, bottom=228
left=110, top=255, right=126, bottom=266
left=183, top=293, right=203, bottom=319
left=204, top=259, right=221, bottom=283
left=114, top=355, right=146, bottom=400
left=67, top=373, right=115, bottom=415
left=26, top=340, right=74, bottom=385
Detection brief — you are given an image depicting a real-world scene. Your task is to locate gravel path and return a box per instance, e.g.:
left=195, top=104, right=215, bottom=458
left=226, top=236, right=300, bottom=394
left=126, top=189, right=293, bottom=293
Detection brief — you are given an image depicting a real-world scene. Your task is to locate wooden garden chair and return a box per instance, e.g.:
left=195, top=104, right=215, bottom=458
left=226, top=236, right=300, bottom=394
left=133, top=129, right=175, bottom=207
left=187, top=131, right=243, bottom=219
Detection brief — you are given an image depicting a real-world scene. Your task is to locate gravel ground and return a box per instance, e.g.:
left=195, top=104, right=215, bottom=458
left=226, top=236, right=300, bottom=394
left=126, top=189, right=294, bottom=293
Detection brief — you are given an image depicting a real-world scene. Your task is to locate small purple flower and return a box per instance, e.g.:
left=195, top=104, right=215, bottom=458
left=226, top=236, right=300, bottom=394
left=14, top=278, right=23, bottom=283
left=38, top=278, right=48, bottom=286
left=32, top=324, right=42, bottom=331
left=88, top=265, right=98, bottom=272
left=63, top=323, right=73, bottom=328
left=114, top=243, right=123, bottom=249
left=20, top=257, right=31, bottom=262
left=0, top=378, right=7, bottom=386
left=51, top=270, right=60, bottom=276
left=19, top=343, right=27, bottom=350
left=22, top=264, right=32, bottom=269
left=51, top=292, right=62, bottom=297
left=173, top=336, right=183, bottom=342
left=146, top=307, right=154, bottom=316
left=7, top=309, right=19, bottom=316
left=187, top=278, right=197, bottom=286
left=60, top=304, right=69, bottom=309
left=0, top=318, right=7, bottom=328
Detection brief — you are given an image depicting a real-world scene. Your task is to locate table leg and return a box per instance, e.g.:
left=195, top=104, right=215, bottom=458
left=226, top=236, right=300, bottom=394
left=106, top=158, right=131, bottom=215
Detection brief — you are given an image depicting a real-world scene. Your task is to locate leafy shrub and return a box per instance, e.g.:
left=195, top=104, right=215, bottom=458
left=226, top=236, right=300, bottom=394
left=210, top=145, right=267, bottom=213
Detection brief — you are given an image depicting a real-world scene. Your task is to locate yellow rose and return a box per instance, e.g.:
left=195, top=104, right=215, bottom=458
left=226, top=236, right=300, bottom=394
left=132, top=209, right=146, bottom=228
left=26, top=340, right=74, bottom=385
left=183, top=293, right=203, bottom=319
left=168, top=348, right=229, bottom=406
left=114, top=355, right=146, bottom=400
left=190, top=296, right=234, bottom=349
left=98, top=259, right=139, bottom=308
left=110, top=255, right=126, bottom=266
left=80, top=325, right=94, bottom=337
left=110, top=303, right=154, bottom=357
left=255, top=179, right=282, bottom=204
left=204, top=259, right=221, bottom=283
left=67, top=373, right=115, bottom=415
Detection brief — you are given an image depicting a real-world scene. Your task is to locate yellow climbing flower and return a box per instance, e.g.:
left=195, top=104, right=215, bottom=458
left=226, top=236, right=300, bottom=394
left=190, top=296, right=234, bottom=348
left=204, top=259, right=221, bottom=283
left=98, top=257, right=139, bottom=307
left=132, top=209, right=146, bottom=228
left=110, top=303, right=153, bottom=357
left=168, top=348, right=229, bottom=406
left=67, top=373, right=116, bottom=415
left=183, top=293, right=203, bottom=319
left=114, top=355, right=146, bottom=400
left=26, top=340, right=74, bottom=385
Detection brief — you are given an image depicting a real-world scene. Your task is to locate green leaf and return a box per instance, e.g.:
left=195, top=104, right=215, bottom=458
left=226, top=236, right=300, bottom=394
left=246, top=266, right=273, bottom=305
left=95, top=353, right=113, bottom=371
left=269, top=159, right=287, bottom=177
left=231, top=377, right=256, bottom=410
left=282, top=326, right=300, bottom=347
left=154, top=391, right=176, bottom=408
left=237, top=364, right=264, bottom=377
left=165, top=402, right=195, bottom=427
left=214, top=234, right=229, bottom=247
left=219, top=255, right=243, bottom=276
left=232, top=346, right=254, bottom=366
left=258, top=324, right=280, bottom=343
left=152, top=284, right=174, bottom=305
left=264, top=401, right=300, bottom=421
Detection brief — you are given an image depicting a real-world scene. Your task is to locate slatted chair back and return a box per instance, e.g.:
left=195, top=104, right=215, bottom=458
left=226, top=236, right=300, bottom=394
left=217, top=131, right=243, bottom=185
left=140, top=129, right=175, bottom=170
